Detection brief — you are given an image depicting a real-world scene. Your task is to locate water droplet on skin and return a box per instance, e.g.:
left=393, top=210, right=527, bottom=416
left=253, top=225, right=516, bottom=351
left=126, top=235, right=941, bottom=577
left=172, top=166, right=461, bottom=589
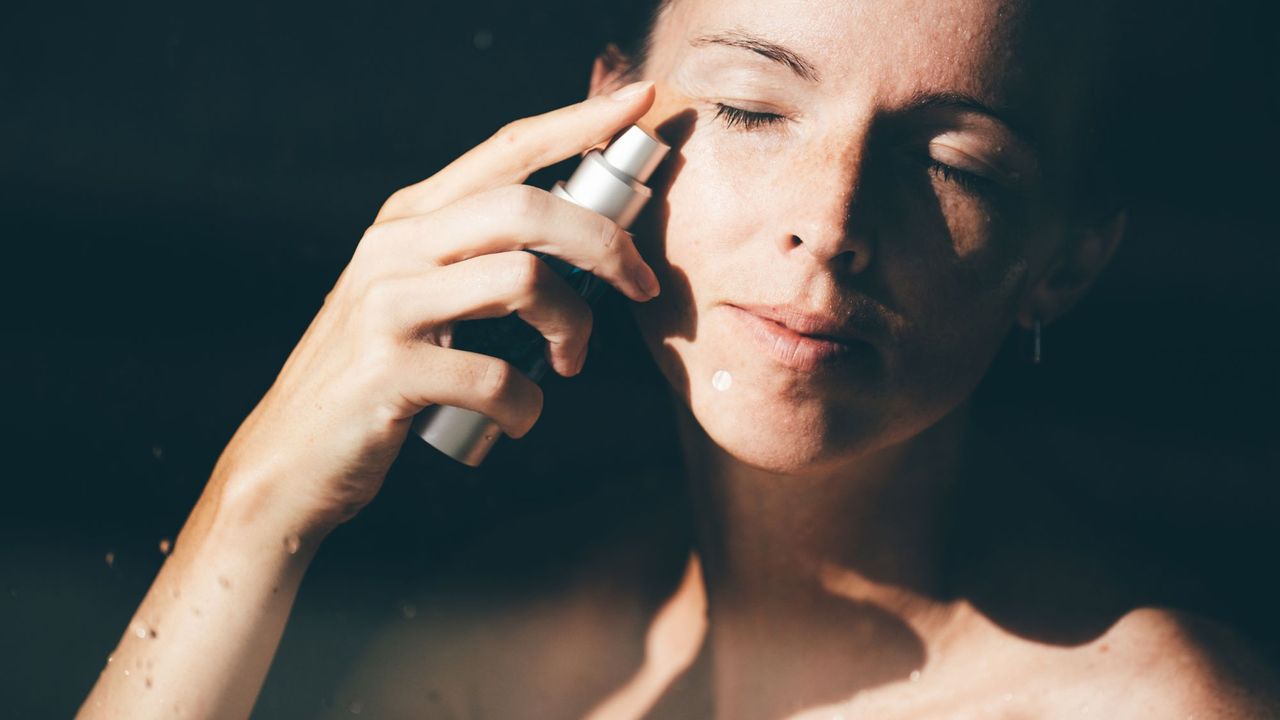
left=132, top=620, right=158, bottom=639
left=283, top=534, right=301, bottom=555
left=158, top=538, right=172, bottom=555
left=105, top=551, right=115, bottom=568
left=107, top=655, right=114, bottom=664
left=349, top=700, right=364, bottom=714
left=909, top=669, right=921, bottom=682
left=711, top=369, right=732, bottom=391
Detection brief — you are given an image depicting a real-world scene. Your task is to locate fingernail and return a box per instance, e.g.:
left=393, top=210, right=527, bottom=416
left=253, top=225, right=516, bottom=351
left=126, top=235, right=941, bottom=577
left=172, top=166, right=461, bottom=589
left=610, top=80, right=654, bottom=102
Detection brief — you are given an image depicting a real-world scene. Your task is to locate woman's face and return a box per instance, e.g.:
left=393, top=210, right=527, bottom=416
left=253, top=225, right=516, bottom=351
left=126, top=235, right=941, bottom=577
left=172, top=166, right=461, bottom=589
left=626, top=0, right=1107, bottom=472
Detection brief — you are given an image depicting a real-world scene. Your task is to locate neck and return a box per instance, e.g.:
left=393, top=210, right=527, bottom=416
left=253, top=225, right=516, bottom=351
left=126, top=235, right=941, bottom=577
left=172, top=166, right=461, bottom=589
left=671, top=395, right=979, bottom=717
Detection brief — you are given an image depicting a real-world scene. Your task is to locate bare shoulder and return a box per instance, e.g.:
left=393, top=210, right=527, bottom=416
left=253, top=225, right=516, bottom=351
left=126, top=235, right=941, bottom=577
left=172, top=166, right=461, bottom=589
left=1072, top=606, right=1280, bottom=718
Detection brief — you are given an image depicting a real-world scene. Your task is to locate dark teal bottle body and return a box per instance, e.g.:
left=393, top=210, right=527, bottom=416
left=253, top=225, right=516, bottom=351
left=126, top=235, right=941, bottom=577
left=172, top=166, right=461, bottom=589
left=412, top=124, right=669, bottom=467
left=445, top=250, right=607, bottom=385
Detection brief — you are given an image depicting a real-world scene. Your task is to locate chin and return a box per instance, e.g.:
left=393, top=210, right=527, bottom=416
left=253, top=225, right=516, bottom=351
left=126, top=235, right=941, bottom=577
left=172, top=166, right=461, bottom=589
left=634, top=301, right=902, bottom=475
left=672, top=350, right=896, bottom=475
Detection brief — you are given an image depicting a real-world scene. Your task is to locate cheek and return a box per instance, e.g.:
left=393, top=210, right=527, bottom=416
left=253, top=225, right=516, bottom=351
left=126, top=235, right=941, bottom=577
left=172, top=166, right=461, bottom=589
left=883, top=172, right=1030, bottom=310
left=886, top=229, right=1029, bottom=414
left=640, top=132, right=765, bottom=300
left=872, top=184, right=1035, bottom=399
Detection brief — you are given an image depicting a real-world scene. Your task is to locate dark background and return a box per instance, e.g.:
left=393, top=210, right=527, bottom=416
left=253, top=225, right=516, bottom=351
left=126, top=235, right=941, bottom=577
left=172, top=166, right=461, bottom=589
left=1, top=1, right=1277, bottom=716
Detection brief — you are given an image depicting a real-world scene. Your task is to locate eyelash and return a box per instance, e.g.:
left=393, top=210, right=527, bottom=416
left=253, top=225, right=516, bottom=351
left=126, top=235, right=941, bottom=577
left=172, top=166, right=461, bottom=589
left=712, top=103, right=993, bottom=195
left=924, top=159, right=991, bottom=194
left=712, top=103, right=786, bottom=130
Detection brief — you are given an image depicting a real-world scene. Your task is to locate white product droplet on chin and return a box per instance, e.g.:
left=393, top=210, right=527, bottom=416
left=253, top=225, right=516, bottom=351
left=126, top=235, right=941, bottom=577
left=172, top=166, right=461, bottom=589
left=711, top=370, right=732, bottom=392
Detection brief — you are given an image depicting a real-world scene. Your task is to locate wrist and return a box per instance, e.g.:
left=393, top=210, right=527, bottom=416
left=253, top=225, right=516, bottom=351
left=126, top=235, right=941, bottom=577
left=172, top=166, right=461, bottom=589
left=211, top=461, right=337, bottom=558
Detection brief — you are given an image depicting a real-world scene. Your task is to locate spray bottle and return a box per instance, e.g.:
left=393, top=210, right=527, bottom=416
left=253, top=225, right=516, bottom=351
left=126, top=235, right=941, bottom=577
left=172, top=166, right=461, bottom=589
left=411, top=124, right=670, bottom=466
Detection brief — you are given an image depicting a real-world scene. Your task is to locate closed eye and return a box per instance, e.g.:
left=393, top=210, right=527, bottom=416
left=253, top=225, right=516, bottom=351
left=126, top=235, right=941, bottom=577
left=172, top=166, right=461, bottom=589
left=924, top=158, right=994, bottom=194
left=713, top=104, right=997, bottom=198
left=712, top=103, right=786, bottom=130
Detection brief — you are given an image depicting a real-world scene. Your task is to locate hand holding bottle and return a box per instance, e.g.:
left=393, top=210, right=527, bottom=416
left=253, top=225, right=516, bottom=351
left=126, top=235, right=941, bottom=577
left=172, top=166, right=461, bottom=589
left=77, top=79, right=666, bottom=720
left=219, top=80, right=662, bottom=535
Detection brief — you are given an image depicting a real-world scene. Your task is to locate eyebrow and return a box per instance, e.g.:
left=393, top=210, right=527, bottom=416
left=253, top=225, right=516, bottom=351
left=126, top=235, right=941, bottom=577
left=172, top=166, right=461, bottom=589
left=688, top=30, right=1039, bottom=158
left=688, top=29, right=821, bottom=83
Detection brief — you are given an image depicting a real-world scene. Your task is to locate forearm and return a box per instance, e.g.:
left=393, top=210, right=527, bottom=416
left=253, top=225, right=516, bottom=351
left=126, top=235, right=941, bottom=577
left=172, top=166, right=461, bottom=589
left=77, top=456, right=329, bottom=719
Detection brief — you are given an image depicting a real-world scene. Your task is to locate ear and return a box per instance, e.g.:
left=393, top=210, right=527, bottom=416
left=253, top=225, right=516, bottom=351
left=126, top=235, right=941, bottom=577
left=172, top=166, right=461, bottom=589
left=588, top=43, right=633, bottom=99
left=1016, top=209, right=1127, bottom=329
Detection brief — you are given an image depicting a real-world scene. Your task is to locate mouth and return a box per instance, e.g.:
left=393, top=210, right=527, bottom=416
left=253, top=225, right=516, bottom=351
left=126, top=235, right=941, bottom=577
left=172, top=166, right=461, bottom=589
left=726, top=304, right=873, bottom=372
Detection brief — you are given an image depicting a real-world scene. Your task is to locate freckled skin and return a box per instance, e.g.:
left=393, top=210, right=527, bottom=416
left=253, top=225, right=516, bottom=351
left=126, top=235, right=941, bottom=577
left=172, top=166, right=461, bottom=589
left=311, top=5, right=1279, bottom=720
left=618, top=0, right=1099, bottom=472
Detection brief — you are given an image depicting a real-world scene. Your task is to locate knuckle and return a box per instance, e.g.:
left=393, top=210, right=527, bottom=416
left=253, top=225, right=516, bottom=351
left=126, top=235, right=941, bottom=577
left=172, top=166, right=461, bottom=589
left=372, top=193, right=402, bottom=224
left=357, top=279, right=404, bottom=332
left=375, top=183, right=426, bottom=223
left=493, top=119, right=525, bottom=145
left=494, top=183, right=544, bottom=219
left=503, top=250, right=545, bottom=296
left=380, top=186, right=409, bottom=213
left=476, top=357, right=514, bottom=401
left=358, top=222, right=385, bottom=248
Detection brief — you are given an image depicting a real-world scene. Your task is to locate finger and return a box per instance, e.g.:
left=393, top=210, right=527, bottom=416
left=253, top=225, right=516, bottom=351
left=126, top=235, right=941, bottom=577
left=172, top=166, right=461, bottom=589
left=365, top=184, right=661, bottom=303
left=396, top=344, right=545, bottom=439
left=371, top=250, right=595, bottom=378
left=374, top=80, right=655, bottom=223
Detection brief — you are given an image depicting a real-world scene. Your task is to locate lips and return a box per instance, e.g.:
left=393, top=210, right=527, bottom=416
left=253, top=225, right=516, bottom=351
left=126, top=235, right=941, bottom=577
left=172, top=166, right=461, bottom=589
left=729, top=303, right=874, bottom=344
left=726, top=303, right=874, bottom=372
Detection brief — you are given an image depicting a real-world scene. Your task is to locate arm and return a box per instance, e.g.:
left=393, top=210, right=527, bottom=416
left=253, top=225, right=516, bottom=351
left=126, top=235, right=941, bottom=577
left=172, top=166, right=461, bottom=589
left=77, top=449, right=326, bottom=719
left=75, top=78, right=662, bottom=719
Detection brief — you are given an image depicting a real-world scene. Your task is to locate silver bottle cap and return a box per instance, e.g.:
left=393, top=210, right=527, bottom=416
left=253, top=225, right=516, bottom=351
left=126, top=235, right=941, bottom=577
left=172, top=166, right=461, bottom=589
left=603, top=125, right=668, bottom=183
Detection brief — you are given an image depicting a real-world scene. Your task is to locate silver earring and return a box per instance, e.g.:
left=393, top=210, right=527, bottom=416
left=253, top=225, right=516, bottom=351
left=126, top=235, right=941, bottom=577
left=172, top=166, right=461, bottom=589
left=1032, top=318, right=1041, bottom=365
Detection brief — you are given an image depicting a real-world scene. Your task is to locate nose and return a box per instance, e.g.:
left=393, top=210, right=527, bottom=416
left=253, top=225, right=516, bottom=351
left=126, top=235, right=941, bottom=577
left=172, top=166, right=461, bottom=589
left=776, top=129, right=876, bottom=275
